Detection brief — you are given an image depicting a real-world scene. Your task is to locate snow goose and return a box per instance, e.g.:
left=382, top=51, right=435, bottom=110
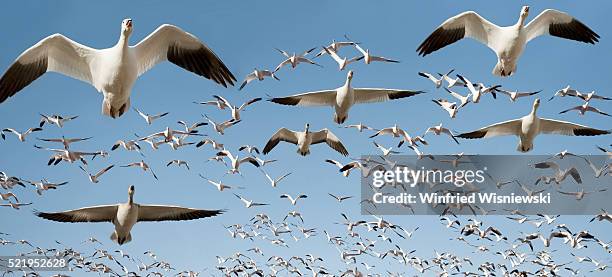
left=531, top=161, right=582, bottom=184
left=417, top=6, right=599, bottom=76
left=261, top=170, right=292, bottom=188
left=372, top=142, right=400, bottom=156
left=166, top=160, right=190, bottom=170
left=39, top=114, right=78, bottom=128
left=341, top=123, right=377, bottom=132
left=559, top=102, right=610, bottom=117
left=315, top=39, right=358, bottom=57
left=195, top=138, right=224, bottom=150
left=596, top=145, right=612, bottom=159
left=233, top=193, right=268, bottom=208
left=37, top=136, right=92, bottom=150
left=321, top=46, right=363, bottom=71
left=0, top=202, right=32, bottom=210
left=0, top=19, right=236, bottom=117
left=456, top=98, right=611, bottom=152
left=339, top=160, right=386, bottom=177
left=347, top=36, right=399, bottom=64
left=456, top=75, right=497, bottom=103
left=424, top=123, right=460, bottom=144
left=203, top=114, right=241, bottom=135
left=418, top=70, right=454, bottom=89
left=274, top=47, right=321, bottom=72
left=212, top=95, right=261, bottom=121
left=140, top=127, right=195, bottom=143
left=199, top=174, right=236, bottom=192
left=239, top=69, right=279, bottom=90
left=572, top=91, right=611, bottom=102
left=0, top=192, right=18, bottom=202
left=1, top=127, right=42, bottom=142
left=444, top=88, right=470, bottom=108
left=558, top=188, right=607, bottom=201
left=121, top=160, right=158, bottom=180
left=369, top=124, right=405, bottom=138
left=34, top=145, right=103, bottom=165
left=216, top=150, right=260, bottom=174
left=279, top=194, right=307, bottom=206
left=495, top=88, right=541, bottom=102
left=238, top=145, right=260, bottom=155
left=432, top=98, right=458, bottom=118
left=26, top=179, right=68, bottom=196
left=325, top=159, right=351, bottom=177
left=269, top=70, right=424, bottom=123
left=262, top=124, right=349, bottom=156
left=111, top=139, right=143, bottom=155
left=79, top=165, right=114, bottom=184
left=177, top=120, right=208, bottom=134
left=35, top=185, right=223, bottom=245
left=133, top=108, right=168, bottom=125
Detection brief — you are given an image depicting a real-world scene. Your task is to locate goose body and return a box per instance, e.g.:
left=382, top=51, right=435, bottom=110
left=35, top=185, right=223, bottom=245
left=457, top=99, right=610, bottom=152
left=269, top=71, right=423, bottom=124
left=0, top=19, right=235, bottom=118
left=418, top=6, right=599, bottom=77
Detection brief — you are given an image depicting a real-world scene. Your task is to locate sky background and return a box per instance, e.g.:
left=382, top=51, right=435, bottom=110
left=0, top=0, right=610, bottom=275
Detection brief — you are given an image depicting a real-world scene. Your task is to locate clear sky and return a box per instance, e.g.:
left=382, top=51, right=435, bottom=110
left=0, top=0, right=610, bottom=276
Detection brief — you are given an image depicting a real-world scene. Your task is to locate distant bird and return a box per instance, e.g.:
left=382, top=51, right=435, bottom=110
left=216, top=150, right=260, bottom=174
left=79, top=165, right=114, bottom=183
left=558, top=188, right=607, bottom=201
left=166, top=160, right=190, bottom=170
left=203, top=115, right=241, bottom=135
left=37, top=136, right=92, bottom=150
left=26, top=179, right=68, bottom=196
left=199, top=174, right=235, bottom=191
left=39, top=114, right=78, bottom=128
left=571, top=90, right=612, bottom=102
left=212, top=95, right=261, bottom=121
left=373, top=141, right=400, bottom=156
left=425, top=123, right=459, bottom=144
left=531, top=161, right=582, bottom=184
left=34, top=145, right=104, bottom=165
left=590, top=209, right=612, bottom=222
left=325, top=159, right=351, bottom=177
left=417, top=6, right=599, bottom=76
left=133, top=108, right=169, bottom=125
left=239, top=69, right=279, bottom=90
left=456, top=99, right=610, bottom=152
left=238, top=145, right=260, bottom=155
left=418, top=70, right=454, bottom=89
left=274, top=47, right=321, bottom=72
left=280, top=194, right=308, bottom=206
left=559, top=102, right=611, bottom=117
left=111, top=139, right=143, bottom=156
left=121, top=160, right=158, bottom=180
left=261, top=170, right=292, bottom=188
left=457, top=75, right=497, bottom=103
left=196, top=138, right=224, bottom=150
left=234, top=193, right=268, bottom=208
left=263, top=124, right=349, bottom=156
left=321, top=46, right=363, bottom=71
left=0, top=192, right=18, bottom=202
left=348, top=36, right=399, bottom=64
left=0, top=202, right=32, bottom=210
left=1, top=127, right=42, bottom=142
left=495, top=88, right=541, bottom=102
left=176, top=120, right=208, bottom=134
left=432, top=98, right=458, bottom=118
left=342, top=123, right=377, bottom=132
left=35, top=185, right=223, bottom=245
left=269, top=70, right=424, bottom=123
left=444, top=88, right=470, bottom=108
left=315, top=39, right=359, bottom=57
left=549, top=85, right=581, bottom=101
left=328, top=193, right=353, bottom=203
left=0, top=19, right=236, bottom=118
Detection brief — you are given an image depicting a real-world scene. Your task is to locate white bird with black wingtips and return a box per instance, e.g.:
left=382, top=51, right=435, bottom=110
left=0, top=19, right=236, bottom=117
left=263, top=124, right=349, bottom=156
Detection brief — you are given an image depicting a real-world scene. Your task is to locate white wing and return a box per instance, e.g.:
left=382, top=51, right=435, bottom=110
left=263, top=128, right=300, bottom=154
left=524, top=9, right=599, bottom=43
left=311, top=129, right=349, bottom=156
left=456, top=119, right=523, bottom=139
left=417, top=11, right=503, bottom=56
left=137, top=205, right=223, bottom=222
left=269, top=90, right=336, bottom=107
left=0, top=34, right=96, bottom=103
left=132, top=24, right=235, bottom=87
left=538, top=118, right=610, bottom=136
left=353, top=88, right=424, bottom=104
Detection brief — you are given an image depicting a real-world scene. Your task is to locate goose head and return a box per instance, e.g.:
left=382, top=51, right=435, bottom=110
left=346, top=70, right=354, bottom=84
left=304, top=123, right=310, bottom=133
left=121, top=18, right=133, bottom=37
left=518, top=6, right=530, bottom=26
left=532, top=98, right=540, bottom=114
left=128, top=185, right=135, bottom=203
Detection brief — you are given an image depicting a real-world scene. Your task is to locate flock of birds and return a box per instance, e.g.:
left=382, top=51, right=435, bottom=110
left=0, top=5, right=611, bottom=277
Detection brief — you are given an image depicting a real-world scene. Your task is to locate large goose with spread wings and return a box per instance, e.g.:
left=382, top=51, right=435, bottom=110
left=35, top=185, right=223, bottom=245
left=269, top=70, right=424, bottom=124
left=417, top=6, right=599, bottom=77
left=0, top=19, right=236, bottom=118
left=456, top=99, right=610, bottom=152
left=263, top=123, right=349, bottom=156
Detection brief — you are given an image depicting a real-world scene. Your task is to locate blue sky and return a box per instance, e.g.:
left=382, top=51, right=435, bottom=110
left=0, top=0, right=610, bottom=275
